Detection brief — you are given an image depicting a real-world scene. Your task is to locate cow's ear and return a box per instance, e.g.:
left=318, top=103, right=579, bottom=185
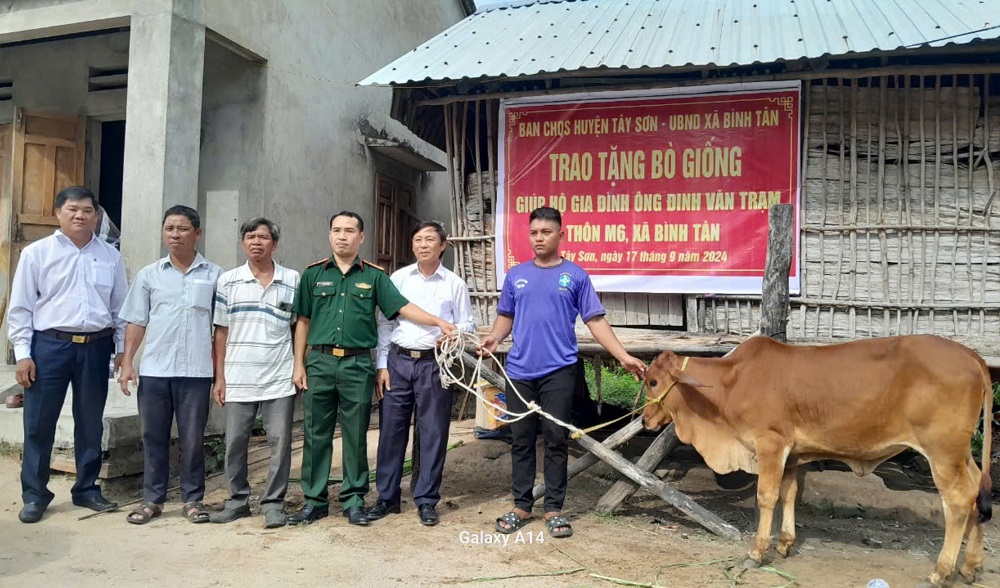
left=671, top=369, right=706, bottom=388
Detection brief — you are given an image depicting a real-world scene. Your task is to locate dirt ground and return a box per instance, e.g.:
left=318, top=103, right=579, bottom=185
left=2, top=420, right=1000, bottom=588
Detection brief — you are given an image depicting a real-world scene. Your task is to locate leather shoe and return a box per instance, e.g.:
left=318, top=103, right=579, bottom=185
left=72, top=494, right=118, bottom=512
left=19, top=502, right=45, bottom=523
left=366, top=500, right=401, bottom=520
left=343, top=505, right=370, bottom=526
left=418, top=504, right=439, bottom=526
left=209, top=504, right=251, bottom=524
left=288, top=504, right=328, bottom=524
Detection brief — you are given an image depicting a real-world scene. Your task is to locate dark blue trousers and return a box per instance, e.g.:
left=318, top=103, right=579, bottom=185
left=136, top=376, right=211, bottom=504
left=375, top=349, right=452, bottom=507
left=21, top=331, right=112, bottom=505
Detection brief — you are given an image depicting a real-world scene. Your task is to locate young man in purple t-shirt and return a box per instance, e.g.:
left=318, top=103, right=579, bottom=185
left=480, top=207, right=645, bottom=538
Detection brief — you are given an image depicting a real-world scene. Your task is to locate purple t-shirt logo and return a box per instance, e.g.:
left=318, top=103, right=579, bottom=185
left=497, top=259, right=606, bottom=380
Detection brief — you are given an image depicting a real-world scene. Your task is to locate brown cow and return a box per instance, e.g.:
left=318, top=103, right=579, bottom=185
left=641, top=335, right=993, bottom=587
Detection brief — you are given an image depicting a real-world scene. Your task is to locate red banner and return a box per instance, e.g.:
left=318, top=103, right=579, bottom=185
left=497, top=83, right=801, bottom=294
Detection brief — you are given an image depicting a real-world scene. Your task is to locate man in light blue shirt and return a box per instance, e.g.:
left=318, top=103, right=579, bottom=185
left=118, top=205, right=221, bottom=525
left=7, top=186, right=128, bottom=523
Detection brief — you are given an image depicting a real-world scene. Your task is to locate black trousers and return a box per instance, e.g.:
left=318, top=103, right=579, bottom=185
left=507, top=363, right=576, bottom=513
left=136, top=376, right=212, bottom=504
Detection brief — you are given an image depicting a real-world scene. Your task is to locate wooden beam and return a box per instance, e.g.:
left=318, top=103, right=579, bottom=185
left=595, top=424, right=680, bottom=514
left=573, top=430, right=741, bottom=540
left=460, top=352, right=741, bottom=540
left=414, top=63, right=1000, bottom=107
left=532, top=418, right=644, bottom=499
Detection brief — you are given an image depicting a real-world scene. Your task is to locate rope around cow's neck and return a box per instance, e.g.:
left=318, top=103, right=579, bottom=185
left=435, top=331, right=656, bottom=439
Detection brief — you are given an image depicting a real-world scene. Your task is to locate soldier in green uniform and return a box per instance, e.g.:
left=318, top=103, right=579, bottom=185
left=289, top=211, right=456, bottom=526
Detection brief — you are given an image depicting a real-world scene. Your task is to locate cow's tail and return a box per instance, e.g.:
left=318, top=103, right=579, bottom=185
left=978, top=373, right=994, bottom=524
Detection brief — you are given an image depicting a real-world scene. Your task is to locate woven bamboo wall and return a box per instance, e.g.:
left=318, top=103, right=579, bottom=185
left=701, top=73, right=1000, bottom=342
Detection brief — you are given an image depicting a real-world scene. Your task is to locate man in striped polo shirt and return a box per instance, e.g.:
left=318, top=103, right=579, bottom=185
left=210, top=218, right=300, bottom=528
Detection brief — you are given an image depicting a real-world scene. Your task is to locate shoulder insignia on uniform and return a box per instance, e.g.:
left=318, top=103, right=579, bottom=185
left=361, top=260, right=385, bottom=272
left=306, top=258, right=329, bottom=269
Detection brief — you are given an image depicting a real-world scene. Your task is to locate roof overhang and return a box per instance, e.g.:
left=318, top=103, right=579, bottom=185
left=358, top=113, right=447, bottom=172
left=364, top=137, right=446, bottom=172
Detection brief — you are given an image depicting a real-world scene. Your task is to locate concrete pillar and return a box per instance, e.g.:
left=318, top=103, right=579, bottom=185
left=120, top=0, right=205, bottom=275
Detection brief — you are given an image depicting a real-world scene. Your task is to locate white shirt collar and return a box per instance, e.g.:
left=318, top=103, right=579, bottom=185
left=54, top=229, right=98, bottom=248
left=407, top=262, right=447, bottom=280
left=235, top=261, right=287, bottom=284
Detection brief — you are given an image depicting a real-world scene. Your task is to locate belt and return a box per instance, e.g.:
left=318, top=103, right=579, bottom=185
left=312, top=345, right=370, bottom=358
left=40, top=328, right=114, bottom=344
left=393, top=344, right=435, bottom=360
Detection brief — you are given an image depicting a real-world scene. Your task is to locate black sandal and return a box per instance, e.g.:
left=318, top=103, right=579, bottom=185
left=183, top=501, right=211, bottom=524
left=546, top=515, right=573, bottom=538
left=495, top=511, right=533, bottom=534
left=126, top=502, right=162, bottom=525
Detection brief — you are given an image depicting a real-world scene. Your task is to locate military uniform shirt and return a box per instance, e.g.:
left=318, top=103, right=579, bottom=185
left=293, top=256, right=408, bottom=349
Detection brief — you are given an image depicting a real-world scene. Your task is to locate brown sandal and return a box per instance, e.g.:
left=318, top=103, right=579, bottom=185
left=126, top=502, right=162, bottom=525
left=183, top=501, right=210, bottom=524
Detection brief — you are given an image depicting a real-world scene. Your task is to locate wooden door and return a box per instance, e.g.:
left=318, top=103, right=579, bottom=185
left=394, top=182, right=418, bottom=271
left=374, top=175, right=419, bottom=274
left=5, top=109, right=85, bottom=359
left=375, top=176, right=395, bottom=270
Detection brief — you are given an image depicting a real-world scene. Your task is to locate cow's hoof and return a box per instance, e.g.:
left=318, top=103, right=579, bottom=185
left=775, top=544, right=793, bottom=558
left=739, top=557, right=762, bottom=570
left=957, top=570, right=978, bottom=585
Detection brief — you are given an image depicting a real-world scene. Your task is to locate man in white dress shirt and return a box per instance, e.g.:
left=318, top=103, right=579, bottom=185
left=7, top=186, right=128, bottom=523
left=369, top=221, right=474, bottom=526
left=118, top=205, right=222, bottom=525
left=209, top=218, right=299, bottom=529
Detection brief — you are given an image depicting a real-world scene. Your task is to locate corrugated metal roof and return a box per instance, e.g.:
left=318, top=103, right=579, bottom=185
left=361, top=0, right=1000, bottom=86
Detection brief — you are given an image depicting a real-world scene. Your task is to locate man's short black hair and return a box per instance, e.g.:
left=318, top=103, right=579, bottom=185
left=330, top=211, right=364, bottom=232
left=411, top=220, right=448, bottom=259
left=163, top=205, right=201, bottom=229
left=529, top=206, right=562, bottom=227
left=55, top=186, right=97, bottom=210
left=240, top=217, right=280, bottom=242
left=410, top=220, right=447, bottom=243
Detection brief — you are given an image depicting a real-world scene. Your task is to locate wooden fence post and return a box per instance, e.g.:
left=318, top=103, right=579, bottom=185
left=759, top=204, right=794, bottom=342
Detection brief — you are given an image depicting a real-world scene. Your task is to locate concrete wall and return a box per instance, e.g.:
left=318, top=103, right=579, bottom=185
left=0, top=31, right=130, bottom=124
left=199, top=0, right=464, bottom=271
left=0, top=0, right=130, bottom=45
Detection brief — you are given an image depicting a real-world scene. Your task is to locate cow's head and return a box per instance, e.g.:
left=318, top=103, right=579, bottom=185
left=642, top=351, right=705, bottom=430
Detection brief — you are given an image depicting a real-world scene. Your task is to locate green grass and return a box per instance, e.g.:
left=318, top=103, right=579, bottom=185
left=584, top=363, right=644, bottom=409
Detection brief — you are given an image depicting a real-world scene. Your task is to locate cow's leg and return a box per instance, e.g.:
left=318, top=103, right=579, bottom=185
left=775, top=466, right=799, bottom=558
left=924, top=454, right=978, bottom=586
left=958, top=458, right=985, bottom=582
left=745, top=438, right=789, bottom=565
